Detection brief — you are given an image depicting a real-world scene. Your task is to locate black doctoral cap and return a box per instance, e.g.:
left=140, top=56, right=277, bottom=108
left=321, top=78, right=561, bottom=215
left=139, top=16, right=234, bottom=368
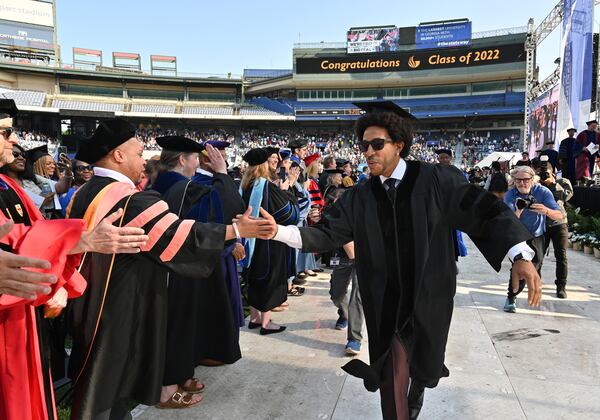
left=566, top=127, right=577, bottom=132
left=27, top=144, right=50, bottom=162
left=264, top=146, right=280, bottom=158
left=435, top=148, right=453, bottom=157
left=335, top=158, right=349, bottom=168
left=243, top=148, right=270, bottom=166
left=288, top=138, right=308, bottom=150
left=75, top=119, right=137, bottom=163
left=0, top=98, right=18, bottom=120
left=156, top=136, right=205, bottom=153
left=352, top=100, right=417, bottom=121
left=586, top=119, right=598, bottom=125
left=324, top=168, right=345, bottom=175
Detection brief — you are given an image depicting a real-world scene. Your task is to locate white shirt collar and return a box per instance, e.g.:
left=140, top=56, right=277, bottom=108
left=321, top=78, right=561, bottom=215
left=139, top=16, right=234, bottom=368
left=195, top=167, right=213, bottom=177
left=379, top=158, right=406, bottom=185
left=93, top=166, right=136, bottom=188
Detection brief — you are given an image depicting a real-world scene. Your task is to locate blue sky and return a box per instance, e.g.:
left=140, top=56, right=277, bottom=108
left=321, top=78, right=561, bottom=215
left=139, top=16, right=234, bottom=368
left=55, top=0, right=584, bottom=79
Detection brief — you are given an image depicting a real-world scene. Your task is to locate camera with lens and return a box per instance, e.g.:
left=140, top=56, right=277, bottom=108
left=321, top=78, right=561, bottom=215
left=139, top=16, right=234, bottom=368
left=538, top=155, right=550, bottom=182
left=516, top=195, right=536, bottom=210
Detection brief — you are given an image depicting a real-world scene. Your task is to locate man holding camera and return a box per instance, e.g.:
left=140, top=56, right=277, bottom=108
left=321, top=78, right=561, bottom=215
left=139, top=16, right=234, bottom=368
left=537, top=160, right=573, bottom=298
left=503, top=165, right=563, bottom=312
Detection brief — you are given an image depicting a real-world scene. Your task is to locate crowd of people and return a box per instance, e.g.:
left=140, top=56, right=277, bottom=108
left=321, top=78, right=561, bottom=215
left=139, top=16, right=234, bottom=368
left=3, top=94, right=597, bottom=420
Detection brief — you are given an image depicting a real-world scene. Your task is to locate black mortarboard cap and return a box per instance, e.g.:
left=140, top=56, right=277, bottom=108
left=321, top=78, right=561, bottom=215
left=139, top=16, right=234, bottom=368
left=264, top=146, right=280, bottom=158
left=288, top=138, right=308, bottom=149
left=352, top=100, right=417, bottom=120
left=566, top=127, right=577, bottom=132
left=335, top=158, right=349, bottom=168
left=0, top=98, right=18, bottom=120
left=243, top=148, right=270, bottom=166
left=435, top=148, right=453, bottom=157
left=324, top=168, right=345, bottom=175
left=75, top=119, right=137, bottom=163
left=156, top=136, right=205, bottom=153
left=586, top=119, right=598, bottom=125
left=27, top=144, right=50, bottom=162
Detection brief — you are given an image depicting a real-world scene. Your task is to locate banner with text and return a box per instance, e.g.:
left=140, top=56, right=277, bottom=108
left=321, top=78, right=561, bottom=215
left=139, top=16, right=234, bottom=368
left=416, top=21, right=472, bottom=50
left=296, top=43, right=525, bottom=74
left=556, top=0, right=594, bottom=138
left=346, top=27, right=399, bottom=54
left=0, top=0, right=54, bottom=27
left=0, top=20, right=54, bottom=50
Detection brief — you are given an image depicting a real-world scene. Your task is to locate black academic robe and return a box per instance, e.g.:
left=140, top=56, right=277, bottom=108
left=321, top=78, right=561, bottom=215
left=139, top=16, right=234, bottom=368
left=558, top=136, right=578, bottom=184
left=152, top=171, right=242, bottom=386
left=189, top=172, right=247, bottom=364
left=298, top=161, right=532, bottom=390
left=242, top=180, right=299, bottom=312
left=67, top=175, right=226, bottom=418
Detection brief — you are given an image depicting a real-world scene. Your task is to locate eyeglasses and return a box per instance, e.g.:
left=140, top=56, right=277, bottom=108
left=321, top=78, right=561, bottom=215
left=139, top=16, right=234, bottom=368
left=75, top=165, right=93, bottom=172
left=12, top=150, right=25, bottom=158
left=357, top=138, right=392, bottom=153
left=514, top=177, right=532, bottom=183
left=0, top=128, right=13, bottom=138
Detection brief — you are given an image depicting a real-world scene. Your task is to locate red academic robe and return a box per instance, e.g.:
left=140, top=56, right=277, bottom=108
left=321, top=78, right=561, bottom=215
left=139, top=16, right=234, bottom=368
left=575, top=130, right=600, bottom=179
left=0, top=174, right=86, bottom=420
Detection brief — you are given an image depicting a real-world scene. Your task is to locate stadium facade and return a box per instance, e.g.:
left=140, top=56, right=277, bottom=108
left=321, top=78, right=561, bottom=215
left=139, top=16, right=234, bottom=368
left=0, top=16, right=527, bottom=141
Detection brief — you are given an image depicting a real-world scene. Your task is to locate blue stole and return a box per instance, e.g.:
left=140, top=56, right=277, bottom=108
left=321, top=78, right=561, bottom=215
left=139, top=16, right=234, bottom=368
left=239, top=178, right=267, bottom=268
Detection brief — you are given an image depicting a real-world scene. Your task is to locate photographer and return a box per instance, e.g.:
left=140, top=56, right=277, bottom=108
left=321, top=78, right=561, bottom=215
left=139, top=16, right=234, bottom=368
left=536, top=159, right=573, bottom=298
left=503, top=165, right=563, bottom=312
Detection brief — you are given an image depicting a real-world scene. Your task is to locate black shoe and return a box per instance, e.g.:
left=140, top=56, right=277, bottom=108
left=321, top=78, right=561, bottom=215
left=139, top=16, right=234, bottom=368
left=556, top=285, right=567, bottom=299
left=248, top=321, right=261, bottom=329
left=260, top=326, right=286, bottom=335
left=292, top=276, right=307, bottom=285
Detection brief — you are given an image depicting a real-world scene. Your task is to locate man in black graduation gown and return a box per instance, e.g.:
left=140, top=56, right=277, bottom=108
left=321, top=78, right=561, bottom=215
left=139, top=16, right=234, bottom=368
left=67, top=119, right=276, bottom=419
left=558, top=128, right=580, bottom=184
left=263, top=102, right=542, bottom=420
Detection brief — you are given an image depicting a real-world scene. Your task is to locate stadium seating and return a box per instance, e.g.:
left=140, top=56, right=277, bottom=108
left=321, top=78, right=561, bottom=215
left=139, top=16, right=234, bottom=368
left=181, top=105, right=234, bottom=115
left=131, top=104, right=176, bottom=113
left=0, top=89, right=46, bottom=107
left=52, top=99, right=125, bottom=112
left=238, top=106, right=280, bottom=116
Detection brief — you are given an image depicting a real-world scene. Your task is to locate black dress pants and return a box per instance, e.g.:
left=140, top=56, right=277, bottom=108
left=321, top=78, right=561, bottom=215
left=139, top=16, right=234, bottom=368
left=544, top=223, right=569, bottom=286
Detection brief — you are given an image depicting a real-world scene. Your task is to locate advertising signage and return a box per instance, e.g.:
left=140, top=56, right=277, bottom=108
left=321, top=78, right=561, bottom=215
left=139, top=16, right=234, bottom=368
left=416, top=21, right=472, bottom=50
left=0, top=0, right=54, bottom=27
left=0, top=20, right=54, bottom=51
left=347, top=26, right=399, bottom=54
left=295, top=43, right=525, bottom=74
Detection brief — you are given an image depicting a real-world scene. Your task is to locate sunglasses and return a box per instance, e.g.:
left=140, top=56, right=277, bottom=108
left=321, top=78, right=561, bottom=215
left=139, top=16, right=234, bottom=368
left=12, top=150, right=25, bottom=158
left=357, top=138, right=393, bottom=153
left=75, top=165, right=93, bottom=171
left=0, top=128, right=13, bottom=138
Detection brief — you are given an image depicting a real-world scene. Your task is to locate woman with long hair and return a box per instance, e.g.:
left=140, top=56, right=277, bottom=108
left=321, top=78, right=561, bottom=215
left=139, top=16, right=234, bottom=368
left=27, top=145, right=73, bottom=218
left=295, top=153, right=324, bottom=276
left=0, top=144, right=62, bottom=219
left=240, top=148, right=300, bottom=335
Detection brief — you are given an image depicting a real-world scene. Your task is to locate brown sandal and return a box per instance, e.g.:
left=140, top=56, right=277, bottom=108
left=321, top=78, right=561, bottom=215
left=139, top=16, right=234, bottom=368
left=180, top=378, right=205, bottom=394
left=156, top=388, right=202, bottom=409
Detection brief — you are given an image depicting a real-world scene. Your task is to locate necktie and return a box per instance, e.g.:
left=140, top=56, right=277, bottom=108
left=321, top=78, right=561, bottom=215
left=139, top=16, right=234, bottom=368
left=384, top=178, right=397, bottom=203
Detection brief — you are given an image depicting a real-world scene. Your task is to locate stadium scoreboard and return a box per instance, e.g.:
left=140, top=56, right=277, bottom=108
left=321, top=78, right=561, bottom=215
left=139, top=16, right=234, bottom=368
left=296, top=43, right=525, bottom=74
